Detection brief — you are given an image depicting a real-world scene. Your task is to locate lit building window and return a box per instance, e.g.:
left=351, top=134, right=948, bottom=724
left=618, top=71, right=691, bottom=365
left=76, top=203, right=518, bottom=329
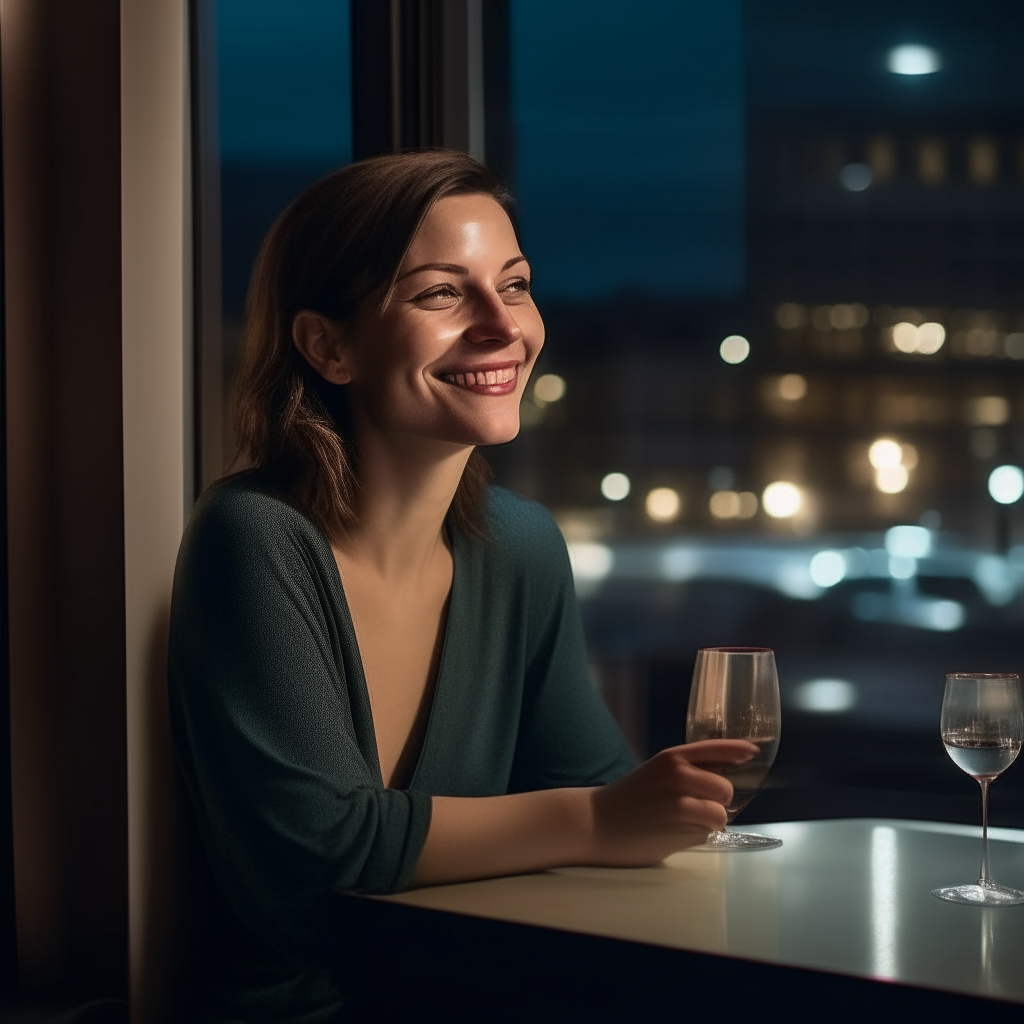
left=645, top=487, right=682, bottom=522
left=966, top=396, right=1010, bottom=427
left=775, top=303, right=806, bottom=329
left=918, top=138, right=946, bottom=185
left=867, top=136, right=895, bottom=181
left=777, top=374, right=807, bottom=401
left=968, top=137, right=999, bottom=186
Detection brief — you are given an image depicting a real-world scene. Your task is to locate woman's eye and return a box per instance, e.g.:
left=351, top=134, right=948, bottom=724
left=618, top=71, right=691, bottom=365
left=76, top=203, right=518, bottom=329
left=413, top=285, right=460, bottom=307
left=502, top=277, right=532, bottom=298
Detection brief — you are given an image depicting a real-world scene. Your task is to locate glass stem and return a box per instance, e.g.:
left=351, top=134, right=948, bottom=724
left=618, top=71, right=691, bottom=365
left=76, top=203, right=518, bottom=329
left=978, top=779, right=991, bottom=886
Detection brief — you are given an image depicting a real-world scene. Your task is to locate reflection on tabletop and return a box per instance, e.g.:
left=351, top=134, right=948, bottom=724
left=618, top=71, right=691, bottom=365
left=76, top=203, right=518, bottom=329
left=388, top=819, right=1024, bottom=1004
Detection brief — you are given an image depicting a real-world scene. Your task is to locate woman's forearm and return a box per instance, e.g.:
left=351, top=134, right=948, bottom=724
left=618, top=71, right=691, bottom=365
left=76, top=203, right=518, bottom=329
left=412, top=788, right=595, bottom=886
left=410, top=740, right=759, bottom=887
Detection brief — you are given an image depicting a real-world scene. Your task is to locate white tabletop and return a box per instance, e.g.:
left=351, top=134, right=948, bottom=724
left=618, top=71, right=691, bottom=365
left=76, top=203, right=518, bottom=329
left=386, top=818, right=1024, bottom=1004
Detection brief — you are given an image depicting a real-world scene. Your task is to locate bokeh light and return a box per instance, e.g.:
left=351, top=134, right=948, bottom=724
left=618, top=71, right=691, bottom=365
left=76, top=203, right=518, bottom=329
left=778, top=374, right=807, bottom=401
left=762, top=481, right=802, bottom=518
left=600, top=472, right=631, bottom=501
left=719, top=334, right=750, bottom=364
left=988, top=465, right=1024, bottom=505
left=887, top=44, right=940, bottom=76
left=533, top=373, right=566, bottom=404
left=645, top=487, right=682, bottom=522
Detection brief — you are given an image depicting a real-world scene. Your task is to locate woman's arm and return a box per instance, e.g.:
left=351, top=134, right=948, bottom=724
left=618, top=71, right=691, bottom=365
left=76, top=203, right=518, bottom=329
left=413, top=739, right=754, bottom=885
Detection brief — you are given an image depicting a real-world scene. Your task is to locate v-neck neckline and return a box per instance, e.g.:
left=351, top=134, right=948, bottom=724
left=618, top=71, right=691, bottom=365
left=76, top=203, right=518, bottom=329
left=328, top=526, right=459, bottom=791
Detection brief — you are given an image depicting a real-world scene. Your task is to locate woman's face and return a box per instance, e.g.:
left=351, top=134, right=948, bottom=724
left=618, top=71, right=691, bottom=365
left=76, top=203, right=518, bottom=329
left=342, top=193, right=544, bottom=449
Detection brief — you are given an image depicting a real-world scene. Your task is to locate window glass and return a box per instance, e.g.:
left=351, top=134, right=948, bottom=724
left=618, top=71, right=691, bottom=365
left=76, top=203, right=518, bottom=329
left=216, top=0, right=352, bottom=405
left=499, top=0, right=1024, bottom=825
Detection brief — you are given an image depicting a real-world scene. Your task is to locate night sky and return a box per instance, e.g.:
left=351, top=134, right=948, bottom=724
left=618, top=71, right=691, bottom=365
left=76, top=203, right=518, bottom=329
left=214, top=1, right=1024, bottom=305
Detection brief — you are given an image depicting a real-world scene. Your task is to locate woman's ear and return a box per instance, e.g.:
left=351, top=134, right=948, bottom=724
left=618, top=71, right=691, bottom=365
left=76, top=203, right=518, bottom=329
left=291, top=311, right=352, bottom=385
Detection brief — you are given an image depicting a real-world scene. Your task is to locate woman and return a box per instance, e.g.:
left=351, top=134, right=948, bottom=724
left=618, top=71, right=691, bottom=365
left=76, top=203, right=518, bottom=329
left=169, top=150, right=754, bottom=1022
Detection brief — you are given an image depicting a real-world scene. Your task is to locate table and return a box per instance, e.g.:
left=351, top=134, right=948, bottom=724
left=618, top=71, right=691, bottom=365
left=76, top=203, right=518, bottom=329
left=336, top=819, right=1024, bottom=1020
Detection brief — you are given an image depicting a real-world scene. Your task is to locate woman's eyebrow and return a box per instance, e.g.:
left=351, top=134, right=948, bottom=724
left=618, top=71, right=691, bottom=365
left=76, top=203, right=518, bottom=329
left=397, top=255, right=529, bottom=281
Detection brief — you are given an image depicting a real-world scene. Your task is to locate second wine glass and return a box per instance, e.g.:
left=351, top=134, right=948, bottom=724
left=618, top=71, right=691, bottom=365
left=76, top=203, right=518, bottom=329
left=685, top=646, right=782, bottom=851
left=932, top=673, right=1024, bottom=906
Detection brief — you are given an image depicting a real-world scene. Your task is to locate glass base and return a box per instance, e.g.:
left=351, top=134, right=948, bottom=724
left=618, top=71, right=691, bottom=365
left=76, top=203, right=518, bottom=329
left=931, top=881, right=1024, bottom=906
left=691, top=829, right=783, bottom=852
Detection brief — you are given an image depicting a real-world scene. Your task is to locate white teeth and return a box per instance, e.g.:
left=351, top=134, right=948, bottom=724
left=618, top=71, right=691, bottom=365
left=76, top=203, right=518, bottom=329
left=442, top=367, right=517, bottom=387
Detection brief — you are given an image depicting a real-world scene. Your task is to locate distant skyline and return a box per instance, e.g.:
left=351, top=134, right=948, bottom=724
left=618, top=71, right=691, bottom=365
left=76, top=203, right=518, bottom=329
left=213, top=0, right=1024, bottom=307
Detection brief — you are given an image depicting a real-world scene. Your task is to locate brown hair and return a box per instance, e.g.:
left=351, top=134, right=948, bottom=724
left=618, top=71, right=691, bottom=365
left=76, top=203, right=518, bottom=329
left=231, top=149, right=516, bottom=541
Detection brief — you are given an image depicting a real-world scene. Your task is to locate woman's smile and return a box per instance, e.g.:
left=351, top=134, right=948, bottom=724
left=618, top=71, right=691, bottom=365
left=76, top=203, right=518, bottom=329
left=439, top=362, right=519, bottom=394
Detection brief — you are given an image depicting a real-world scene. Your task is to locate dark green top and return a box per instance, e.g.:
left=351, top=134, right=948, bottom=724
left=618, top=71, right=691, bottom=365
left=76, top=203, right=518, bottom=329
left=168, top=474, right=635, bottom=1023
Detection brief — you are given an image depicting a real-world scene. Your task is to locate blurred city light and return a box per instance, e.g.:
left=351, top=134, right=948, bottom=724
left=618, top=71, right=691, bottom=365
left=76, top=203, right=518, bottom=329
left=988, top=465, right=1024, bottom=504
left=888, top=554, right=917, bottom=579
left=809, top=550, right=846, bottom=587
left=737, top=492, right=758, bottom=518
left=719, top=334, right=750, bottom=364
left=600, top=472, right=631, bottom=501
left=793, top=679, right=858, bottom=713
left=777, top=373, right=807, bottom=400
left=967, top=395, right=1010, bottom=426
left=775, top=303, right=806, bottom=329
left=709, top=490, right=741, bottom=519
left=645, top=487, right=682, bottom=522
left=708, top=490, right=758, bottom=520
left=533, top=373, right=566, bottom=405
left=886, top=525, right=932, bottom=559
left=869, top=438, right=913, bottom=493
left=891, top=321, right=945, bottom=354
left=829, top=303, right=868, bottom=329
left=839, top=163, right=872, bottom=191
left=876, top=465, right=909, bottom=493
left=762, top=481, right=802, bottom=518
left=868, top=438, right=902, bottom=468
left=887, top=44, right=940, bottom=76
left=566, top=542, right=613, bottom=581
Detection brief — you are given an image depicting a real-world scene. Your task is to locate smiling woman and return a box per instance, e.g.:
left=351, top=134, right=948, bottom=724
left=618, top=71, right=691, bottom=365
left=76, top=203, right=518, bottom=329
left=167, top=150, right=753, bottom=1023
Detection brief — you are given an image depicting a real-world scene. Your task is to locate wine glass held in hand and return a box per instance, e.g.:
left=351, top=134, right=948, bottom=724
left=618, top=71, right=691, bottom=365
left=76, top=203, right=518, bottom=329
left=685, top=647, right=782, bottom=851
left=933, top=673, right=1024, bottom=906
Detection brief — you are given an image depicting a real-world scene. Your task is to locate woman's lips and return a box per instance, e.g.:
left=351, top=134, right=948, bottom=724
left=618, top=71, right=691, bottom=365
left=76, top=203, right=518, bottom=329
left=440, top=365, right=518, bottom=395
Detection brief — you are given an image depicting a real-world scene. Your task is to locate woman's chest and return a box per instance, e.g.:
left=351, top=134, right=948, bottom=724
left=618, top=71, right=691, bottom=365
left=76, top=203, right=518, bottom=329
left=334, top=549, right=452, bottom=787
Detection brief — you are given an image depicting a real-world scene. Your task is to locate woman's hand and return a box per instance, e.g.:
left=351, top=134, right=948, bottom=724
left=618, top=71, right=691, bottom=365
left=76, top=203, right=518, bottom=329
left=588, top=740, right=758, bottom=866
left=414, top=739, right=757, bottom=885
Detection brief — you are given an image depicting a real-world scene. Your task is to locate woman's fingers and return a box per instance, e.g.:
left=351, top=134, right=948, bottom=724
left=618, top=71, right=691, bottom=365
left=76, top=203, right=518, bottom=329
left=671, top=739, right=759, bottom=764
left=675, top=763, right=733, bottom=804
left=679, top=796, right=729, bottom=831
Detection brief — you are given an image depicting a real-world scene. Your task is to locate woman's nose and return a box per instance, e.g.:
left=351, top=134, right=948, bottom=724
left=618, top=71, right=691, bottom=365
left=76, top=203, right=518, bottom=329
left=464, top=289, right=523, bottom=345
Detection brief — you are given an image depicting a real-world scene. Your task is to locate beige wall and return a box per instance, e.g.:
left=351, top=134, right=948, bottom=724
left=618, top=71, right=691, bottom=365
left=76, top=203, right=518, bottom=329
left=122, top=1, right=189, bottom=1020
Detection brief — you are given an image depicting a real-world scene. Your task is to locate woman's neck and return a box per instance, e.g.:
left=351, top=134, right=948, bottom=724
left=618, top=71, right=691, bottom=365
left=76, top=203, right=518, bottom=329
left=336, top=428, right=473, bottom=581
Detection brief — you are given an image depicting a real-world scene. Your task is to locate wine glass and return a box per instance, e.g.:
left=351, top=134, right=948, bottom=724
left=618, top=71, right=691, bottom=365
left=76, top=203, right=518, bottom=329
left=685, top=647, right=782, bottom=851
left=932, top=673, right=1024, bottom=906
